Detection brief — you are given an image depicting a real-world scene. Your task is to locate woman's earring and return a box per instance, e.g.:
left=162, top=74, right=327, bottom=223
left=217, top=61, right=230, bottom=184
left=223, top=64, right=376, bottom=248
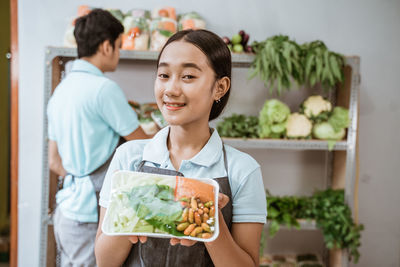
left=215, top=99, right=221, bottom=104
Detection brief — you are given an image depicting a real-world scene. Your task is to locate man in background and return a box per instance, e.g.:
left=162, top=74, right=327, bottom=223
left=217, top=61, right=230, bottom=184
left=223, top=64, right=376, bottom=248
left=47, top=9, right=149, bottom=267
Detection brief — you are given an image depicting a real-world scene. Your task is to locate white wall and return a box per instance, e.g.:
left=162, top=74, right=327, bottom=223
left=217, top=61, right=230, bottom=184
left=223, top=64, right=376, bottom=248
left=18, top=0, right=400, bottom=266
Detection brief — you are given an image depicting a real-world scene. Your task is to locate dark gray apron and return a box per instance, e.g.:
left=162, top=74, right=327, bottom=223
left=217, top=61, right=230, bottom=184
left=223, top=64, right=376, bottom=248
left=123, top=146, right=233, bottom=267
left=66, top=138, right=124, bottom=218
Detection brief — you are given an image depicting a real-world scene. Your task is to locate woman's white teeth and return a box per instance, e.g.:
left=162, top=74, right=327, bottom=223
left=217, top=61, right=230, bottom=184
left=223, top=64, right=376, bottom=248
left=167, top=103, right=185, bottom=107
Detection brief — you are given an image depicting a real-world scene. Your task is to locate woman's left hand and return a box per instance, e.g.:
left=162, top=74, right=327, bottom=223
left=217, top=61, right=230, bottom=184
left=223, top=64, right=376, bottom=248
left=170, top=193, right=230, bottom=247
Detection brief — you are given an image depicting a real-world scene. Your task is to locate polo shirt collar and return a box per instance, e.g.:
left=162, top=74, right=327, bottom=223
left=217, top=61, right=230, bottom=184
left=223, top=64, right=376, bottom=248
left=71, top=59, right=104, bottom=77
left=142, top=126, right=223, bottom=168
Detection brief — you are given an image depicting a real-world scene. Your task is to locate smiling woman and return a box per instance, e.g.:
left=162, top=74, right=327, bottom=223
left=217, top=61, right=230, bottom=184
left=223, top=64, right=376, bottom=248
left=95, top=30, right=267, bottom=267
left=155, top=41, right=223, bottom=128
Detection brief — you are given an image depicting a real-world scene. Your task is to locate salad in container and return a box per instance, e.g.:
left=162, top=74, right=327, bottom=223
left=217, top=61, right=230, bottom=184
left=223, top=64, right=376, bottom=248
left=102, top=171, right=220, bottom=242
left=149, top=17, right=177, bottom=51
left=178, top=12, right=206, bottom=30
left=121, top=16, right=150, bottom=51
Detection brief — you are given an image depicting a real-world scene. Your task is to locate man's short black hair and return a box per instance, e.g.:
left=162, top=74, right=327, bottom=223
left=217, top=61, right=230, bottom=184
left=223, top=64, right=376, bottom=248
left=74, top=9, right=124, bottom=58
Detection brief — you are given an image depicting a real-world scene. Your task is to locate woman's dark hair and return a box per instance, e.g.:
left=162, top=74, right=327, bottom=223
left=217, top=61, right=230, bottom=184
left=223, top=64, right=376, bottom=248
left=74, top=9, right=124, bottom=58
left=157, top=29, right=232, bottom=121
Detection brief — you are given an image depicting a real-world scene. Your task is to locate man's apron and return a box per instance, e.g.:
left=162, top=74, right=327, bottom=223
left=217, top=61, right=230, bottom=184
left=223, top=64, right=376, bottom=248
left=65, top=138, right=125, bottom=218
left=123, top=146, right=233, bottom=267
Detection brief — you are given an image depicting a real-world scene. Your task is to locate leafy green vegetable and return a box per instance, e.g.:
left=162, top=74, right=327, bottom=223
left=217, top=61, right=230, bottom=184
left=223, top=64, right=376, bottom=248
left=249, top=35, right=304, bottom=95
left=258, top=99, right=290, bottom=138
left=266, top=191, right=311, bottom=236
left=301, top=40, right=345, bottom=91
left=127, top=184, right=184, bottom=236
left=249, top=37, right=345, bottom=94
left=151, top=110, right=168, bottom=128
left=217, top=114, right=259, bottom=138
left=159, top=29, right=174, bottom=38
left=313, top=122, right=346, bottom=140
left=266, top=189, right=364, bottom=263
left=328, top=107, right=350, bottom=132
left=107, top=9, right=125, bottom=23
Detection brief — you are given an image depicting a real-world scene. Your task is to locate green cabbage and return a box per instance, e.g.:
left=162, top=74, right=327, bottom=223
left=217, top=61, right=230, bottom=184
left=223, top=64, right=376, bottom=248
left=313, top=122, right=346, bottom=140
left=328, top=107, right=349, bottom=132
left=258, top=99, right=290, bottom=138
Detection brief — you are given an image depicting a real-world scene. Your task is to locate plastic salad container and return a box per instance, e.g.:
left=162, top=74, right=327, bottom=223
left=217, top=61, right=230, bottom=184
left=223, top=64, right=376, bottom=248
left=121, top=16, right=150, bottom=51
left=102, top=171, right=220, bottom=242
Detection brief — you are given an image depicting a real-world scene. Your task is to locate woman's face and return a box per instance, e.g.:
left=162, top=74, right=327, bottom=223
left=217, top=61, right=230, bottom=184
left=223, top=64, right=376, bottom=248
left=155, top=41, right=217, bottom=127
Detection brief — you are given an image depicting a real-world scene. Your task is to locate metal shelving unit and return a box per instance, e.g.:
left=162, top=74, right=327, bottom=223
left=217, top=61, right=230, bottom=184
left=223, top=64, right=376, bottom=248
left=40, top=46, right=360, bottom=267
left=222, top=138, right=348, bottom=151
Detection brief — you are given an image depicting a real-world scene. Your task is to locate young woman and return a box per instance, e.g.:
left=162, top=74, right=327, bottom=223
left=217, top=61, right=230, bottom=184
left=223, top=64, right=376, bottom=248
left=95, top=29, right=267, bottom=267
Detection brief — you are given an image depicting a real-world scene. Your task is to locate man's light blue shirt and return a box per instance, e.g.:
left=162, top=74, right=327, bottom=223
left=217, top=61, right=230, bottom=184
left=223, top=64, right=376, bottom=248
left=47, top=59, right=139, bottom=222
left=100, top=126, right=267, bottom=224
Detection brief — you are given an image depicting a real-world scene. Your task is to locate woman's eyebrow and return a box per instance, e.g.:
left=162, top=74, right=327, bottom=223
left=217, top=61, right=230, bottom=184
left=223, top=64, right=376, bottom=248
left=158, top=62, right=202, bottom=71
left=182, top=63, right=202, bottom=71
left=158, top=62, right=169, bottom=68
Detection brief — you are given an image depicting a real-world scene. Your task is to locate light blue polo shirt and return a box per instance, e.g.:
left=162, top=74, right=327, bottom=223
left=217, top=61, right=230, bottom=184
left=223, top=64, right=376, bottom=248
left=47, top=59, right=139, bottom=222
left=100, top=126, right=267, bottom=223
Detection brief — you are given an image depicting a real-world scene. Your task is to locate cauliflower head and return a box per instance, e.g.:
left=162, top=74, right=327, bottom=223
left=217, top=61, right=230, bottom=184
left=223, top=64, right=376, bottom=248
left=286, top=113, right=312, bottom=138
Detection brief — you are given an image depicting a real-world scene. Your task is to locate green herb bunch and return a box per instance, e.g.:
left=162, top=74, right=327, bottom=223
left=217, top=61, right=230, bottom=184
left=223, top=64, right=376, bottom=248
left=301, top=40, right=345, bottom=91
left=311, top=189, right=364, bottom=263
left=266, top=193, right=311, bottom=235
left=249, top=35, right=303, bottom=95
left=216, top=113, right=259, bottom=138
left=249, top=36, right=345, bottom=95
left=266, top=189, right=363, bottom=263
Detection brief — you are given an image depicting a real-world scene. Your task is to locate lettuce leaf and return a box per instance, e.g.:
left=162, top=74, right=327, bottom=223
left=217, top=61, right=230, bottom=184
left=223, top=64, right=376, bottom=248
left=127, top=184, right=184, bottom=236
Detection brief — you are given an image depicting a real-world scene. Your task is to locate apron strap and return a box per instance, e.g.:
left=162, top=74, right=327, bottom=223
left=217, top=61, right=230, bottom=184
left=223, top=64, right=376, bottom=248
left=222, top=143, right=229, bottom=177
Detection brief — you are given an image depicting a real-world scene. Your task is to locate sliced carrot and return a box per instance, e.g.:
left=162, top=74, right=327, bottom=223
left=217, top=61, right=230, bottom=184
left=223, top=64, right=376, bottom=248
left=158, top=9, right=169, bottom=17
left=161, top=21, right=176, bottom=33
left=182, top=19, right=195, bottom=30
left=165, top=7, right=177, bottom=20
left=77, top=5, right=91, bottom=17
left=175, top=176, right=215, bottom=203
left=121, top=34, right=135, bottom=50
left=129, top=27, right=141, bottom=37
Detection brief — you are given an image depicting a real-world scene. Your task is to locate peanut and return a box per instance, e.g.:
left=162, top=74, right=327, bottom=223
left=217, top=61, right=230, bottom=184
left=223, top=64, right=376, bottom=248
left=181, top=208, right=188, bottom=222
left=201, top=223, right=211, bottom=233
left=196, top=233, right=203, bottom=238
left=209, top=206, right=215, bottom=217
left=194, top=212, right=202, bottom=225
left=198, top=209, right=204, bottom=215
left=184, top=224, right=196, bottom=236
left=203, top=207, right=209, bottom=214
left=201, top=233, right=212, bottom=239
left=190, top=226, right=203, bottom=237
left=202, top=213, right=209, bottom=223
left=176, top=222, right=190, bottom=231
left=188, top=208, right=194, bottom=223
left=204, top=201, right=213, bottom=208
left=190, top=197, right=198, bottom=210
